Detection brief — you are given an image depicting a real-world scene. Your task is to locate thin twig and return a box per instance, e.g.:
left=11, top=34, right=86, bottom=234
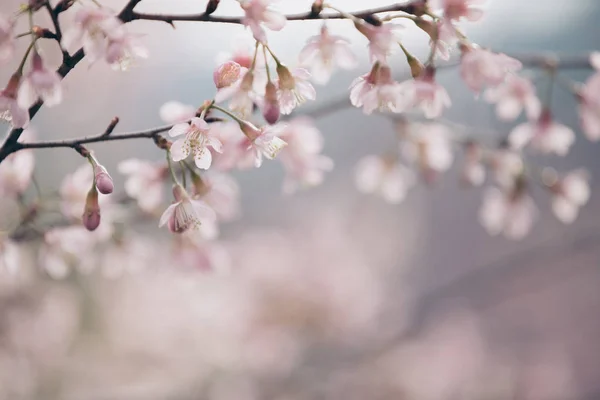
left=101, top=117, right=120, bottom=137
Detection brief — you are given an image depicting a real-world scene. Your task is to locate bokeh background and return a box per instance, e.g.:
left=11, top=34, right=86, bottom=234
left=1, top=0, right=600, bottom=399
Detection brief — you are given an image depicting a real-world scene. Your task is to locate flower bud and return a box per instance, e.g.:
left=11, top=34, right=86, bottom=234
left=205, top=0, right=220, bottom=15
left=262, top=81, right=280, bottom=124
left=94, top=164, right=114, bottom=194
left=276, top=64, right=295, bottom=90
left=213, top=61, right=242, bottom=89
left=82, top=186, right=101, bottom=231
left=239, top=120, right=262, bottom=141
left=240, top=70, right=255, bottom=91
left=406, top=54, right=424, bottom=79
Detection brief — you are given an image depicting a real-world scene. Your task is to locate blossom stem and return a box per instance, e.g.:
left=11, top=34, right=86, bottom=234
left=166, top=150, right=181, bottom=185
left=262, top=45, right=272, bottom=81
left=263, top=44, right=281, bottom=66
left=17, top=39, right=37, bottom=74
left=251, top=40, right=260, bottom=70
left=209, top=104, right=246, bottom=124
left=15, top=31, right=34, bottom=39
left=180, top=162, right=187, bottom=188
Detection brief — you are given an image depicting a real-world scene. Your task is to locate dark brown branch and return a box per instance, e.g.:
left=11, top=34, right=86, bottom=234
left=129, top=1, right=427, bottom=25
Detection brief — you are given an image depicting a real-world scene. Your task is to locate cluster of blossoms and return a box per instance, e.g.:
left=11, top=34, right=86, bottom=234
left=0, top=0, right=598, bottom=283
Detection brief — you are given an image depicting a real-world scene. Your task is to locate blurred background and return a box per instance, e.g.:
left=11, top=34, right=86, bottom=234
left=1, top=0, right=600, bottom=399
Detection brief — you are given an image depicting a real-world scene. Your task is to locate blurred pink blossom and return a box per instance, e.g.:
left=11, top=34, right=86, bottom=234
left=485, top=74, right=541, bottom=121
left=509, top=109, right=575, bottom=156
left=550, top=169, right=590, bottom=224
left=17, top=52, right=62, bottom=109
left=460, top=46, right=522, bottom=92
left=479, top=186, right=537, bottom=239
left=240, top=0, right=286, bottom=43
left=355, top=155, right=415, bottom=204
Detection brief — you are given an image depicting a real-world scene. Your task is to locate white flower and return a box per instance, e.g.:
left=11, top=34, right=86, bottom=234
left=275, top=66, right=316, bottom=115
left=239, top=0, right=286, bottom=43
left=550, top=169, right=590, bottom=224
left=355, top=155, right=415, bottom=204
left=349, top=63, right=405, bottom=115
left=18, top=52, right=63, bottom=109
left=240, top=121, right=288, bottom=167
left=105, top=29, right=148, bottom=71
left=509, top=110, right=575, bottom=156
left=402, top=123, right=454, bottom=178
left=159, top=185, right=217, bottom=234
left=489, top=148, right=524, bottom=189
left=431, top=0, right=486, bottom=22
left=460, top=47, right=522, bottom=93
left=299, top=24, right=357, bottom=84
left=214, top=69, right=256, bottom=117
left=356, top=22, right=402, bottom=64
left=398, top=67, right=452, bottom=119
left=169, top=117, right=223, bottom=169
left=479, top=186, right=536, bottom=240
left=118, top=159, right=167, bottom=213
left=484, top=74, right=541, bottom=121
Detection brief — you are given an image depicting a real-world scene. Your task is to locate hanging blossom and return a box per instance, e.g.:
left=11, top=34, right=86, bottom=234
left=239, top=0, right=286, bottom=43
left=484, top=74, right=541, bottom=121
left=0, top=73, right=29, bottom=128
left=479, top=183, right=537, bottom=240
left=461, top=141, right=486, bottom=187
left=159, top=101, right=196, bottom=124
left=431, top=0, right=486, bottom=22
left=169, top=117, right=223, bottom=169
left=355, top=22, right=402, bottom=64
left=509, top=109, right=575, bottom=156
left=275, top=64, right=316, bottom=115
left=0, top=147, right=34, bottom=197
left=18, top=51, right=63, bottom=109
left=239, top=120, right=288, bottom=167
left=299, top=24, right=357, bottom=85
left=278, top=117, right=333, bottom=194
left=402, top=123, right=454, bottom=182
left=118, top=159, right=168, bottom=213
left=105, top=28, right=149, bottom=71
left=398, top=66, right=452, bottom=119
left=0, top=13, right=15, bottom=64
left=159, top=184, right=216, bottom=234
left=460, top=45, right=522, bottom=93
left=578, top=72, right=600, bottom=141
left=350, top=62, right=404, bottom=115
left=214, top=68, right=256, bottom=117
left=489, top=147, right=524, bottom=189
left=192, top=172, right=241, bottom=222
left=416, top=19, right=460, bottom=61
left=355, top=155, right=415, bottom=204
left=548, top=169, right=590, bottom=224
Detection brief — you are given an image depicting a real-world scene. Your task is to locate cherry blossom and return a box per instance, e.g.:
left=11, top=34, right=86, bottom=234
left=398, top=66, right=452, bottom=118
left=278, top=117, right=333, bottom=193
left=489, top=147, right=524, bottom=189
left=0, top=73, right=29, bottom=128
left=0, top=13, right=15, bottom=65
left=193, top=172, right=241, bottom=221
left=214, top=69, right=256, bottom=117
left=355, top=155, right=415, bottom=204
left=17, top=51, right=63, bottom=109
left=275, top=65, right=316, bottom=115
left=239, top=0, right=286, bottom=43
left=356, top=22, right=402, bottom=64
left=105, top=29, right=149, bottom=71
left=509, top=109, right=575, bottom=156
left=299, top=24, right=357, bottom=84
left=350, top=63, right=404, bottom=115
left=579, top=72, right=600, bottom=140
left=159, top=184, right=217, bottom=234
left=119, top=159, right=167, bottom=213
left=479, top=185, right=537, bottom=239
left=460, top=46, right=522, bottom=92
left=591, top=52, right=600, bottom=70
left=61, top=7, right=123, bottom=65
left=402, top=123, right=454, bottom=180
left=416, top=19, right=460, bottom=61
left=484, top=74, right=541, bottom=121
left=240, top=120, right=288, bottom=167
left=0, top=237, right=20, bottom=275
left=214, top=61, right=244, bottom=89
left=432, top=0, right=486, bottom=22
left=461, top=141, right=485, bottom=186
left=159, top=101, right=196, bottom=124
left=0, top=148, right=34, bottom=197
left=549, top=169, right=590, bottom=224
left=40, top=226, right=98, bottom=279
left=169, top=117, right=223, bottom=169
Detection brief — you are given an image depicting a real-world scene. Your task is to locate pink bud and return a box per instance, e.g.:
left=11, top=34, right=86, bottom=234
left=262, top=81, right=280, bottom=124
left=82, top=186, right=101, bottom=231
left=213, top=61, right=242, bottom=89
left=275, top=64, right=295, bottom=90
left=94, top=164, right=114, bottom=194
left=239, top=120, right=262, bottom=141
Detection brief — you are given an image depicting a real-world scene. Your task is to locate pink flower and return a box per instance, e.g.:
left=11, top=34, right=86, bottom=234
left=299, top=24, right=357, bottom=84
left=579, top=73, right=600, bottom=141
left=159, top=184, right=216, bottom=234
left=355, top=155, right=414, bottom=204
left=461, top=141, right=485, bottom=187
left=356, top=22, right=402, bottom=64
left=169, top=117, right=223, bottom=169
left=240, top=121, right=288, bottom=167
left=0, top=148, right=34, bottom=197
left=214, top=61, right=243, bottom=89
left=484, top=74, right=541, bottom=121
left=0, top=13, right=15, bottom=64
left=432, top=0, right=486, bottom=22
left=402, top=123, right=454, bottom=180
left=349, top=63, right=404, bottom=115
left=416, top=19, right=460, bottom=61
left=41, top=226, right=99, bottom=279
left=171, top=233, right=231, bottom=273
left=159, top=101, right=196, bottom=124
left=209, top=122, right=257, bottom=170
left=17, top=51, right=63, bottom=109
left=194, top=172, right=241, bottom=221
left=479, top=185, right=536, bottom=240
left=398, top=67, right=451, bottom=119
left=275, top=65, right=316, bottom=115
left=460, top=46, right=522, bottom=92
left=549, top=169, right=590, bottom=224
left=509, top=109, right=575, bottom=156
left=118, top=158, right=167, bottom=213
left=105, top=29, right=148, bottom=71
left=278, top=118, right=333, bottom=193
left=0, top=238, right=20, bottom=275
left=61, top=7, right=123, bottom=65
left=214, top=69, right=256, bottom=117
left=82, top=186, right=101, bottom=231
left=489, top=147, right=524, bottom=189
left=0, top=73, right=29, bottom=128
left=240, top=0, right=286, bottom=43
